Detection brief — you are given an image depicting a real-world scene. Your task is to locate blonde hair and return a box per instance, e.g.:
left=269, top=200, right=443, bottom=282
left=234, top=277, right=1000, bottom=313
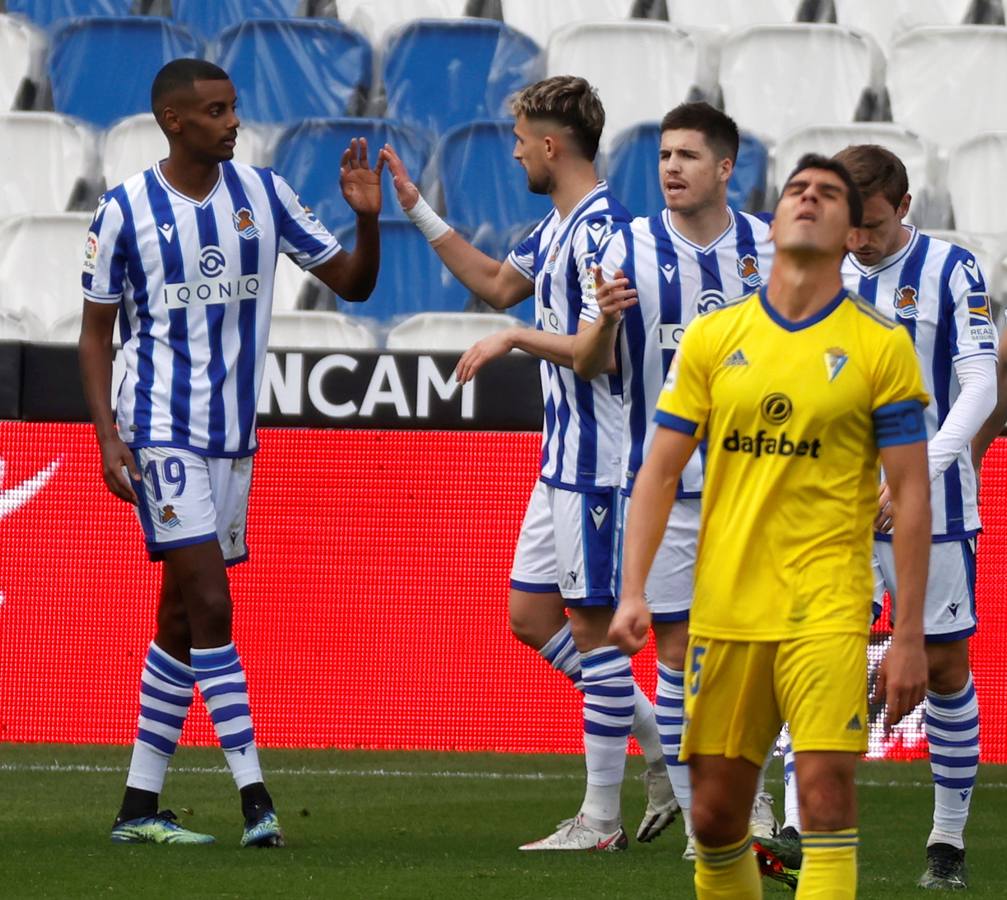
left=510, top=76, right=605, bottom=161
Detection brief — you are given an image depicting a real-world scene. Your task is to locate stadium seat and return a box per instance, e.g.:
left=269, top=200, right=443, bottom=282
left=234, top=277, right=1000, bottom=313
left=273, top=252, right=315, bottom=312
left=0, top=308, right=42, bottom=341
left=267, top=309, right=378, bottom=349
left=171, top=0, right=300, bottom=41
left=0, top=14, right=46, bottom=110
left=889, top=26, right=1007, bottom=150
left=773, top=123, right=937, bottom=224
left=6, top=0, right=132, bottom=30
left=49, top=17, right=201, bottom=129
left=833, top=0, right=972, bottom=53
left=546, top=21, right=704, bottom=153
left=500, top=0, right=634, bottom=50
left=272, top=117, right=431, bottom=232
left=0, top=213, right=93, bottom=329
left=605, top=122, right=768, bottom=217
left=435, top=119, right=551, bottom=235
left=333, top=219, right=470, bottom=320
left=666, top=0, right=807, bottom=29
left=211, top=19, right=371, bottom=124
left=335, top=0, right=468, bottom=46
left=383, top=19, right=542, bottom=137
left=720, top=24, right=877, bottom=144
left=385, top=311, right=524, bottom=350
left=0, top=112, right=99, bottom=214
left=947, top=133, right=1007, bottom=235
left=102, top=113, right=269, bottom=189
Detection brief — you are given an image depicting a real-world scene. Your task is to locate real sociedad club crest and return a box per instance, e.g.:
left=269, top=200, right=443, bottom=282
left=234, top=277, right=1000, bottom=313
left=232, top=207, right=261, bottom=240
left=894, top=285, right=919, bottom=319
left=736, top=254, right=761, bottom=288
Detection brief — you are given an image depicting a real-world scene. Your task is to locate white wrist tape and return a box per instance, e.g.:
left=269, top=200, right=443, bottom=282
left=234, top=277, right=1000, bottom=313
left=405, top=194, right=451, bottom=244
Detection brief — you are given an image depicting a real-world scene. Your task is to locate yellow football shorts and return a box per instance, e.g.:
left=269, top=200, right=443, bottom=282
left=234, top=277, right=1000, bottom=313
left=681, top=632, right=869, bottom=766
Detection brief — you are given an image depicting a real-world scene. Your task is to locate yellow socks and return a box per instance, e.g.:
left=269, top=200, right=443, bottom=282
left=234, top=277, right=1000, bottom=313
left=796, top=829, right=858, bottom=899
left=694, top=832, right=761, bottom=899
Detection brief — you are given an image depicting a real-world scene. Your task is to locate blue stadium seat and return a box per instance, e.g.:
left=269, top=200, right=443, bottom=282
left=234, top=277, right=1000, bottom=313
left=465, top=218, right=539, bottom=324
left=606, top=123, right=769, bottom=217
left=49, top=17, right=200, bottom=128
left=172, top=0, right=300, bottom=42
left=334, top=219, right=470, bottom=320
left=437, top=119, right=552, bottom=236
left=383, top=19, right=542, bottom=137
left=6, top=0, right=131, bottom=30
left=273, top=117, right=432, bottom=233
left=212, top=19, right=371, bottom=124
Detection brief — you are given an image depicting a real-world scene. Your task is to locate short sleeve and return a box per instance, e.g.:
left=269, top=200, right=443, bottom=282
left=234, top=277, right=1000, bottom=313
left=653, top=317, right=711, bottom=438
left=270, top=172, right=342, bottom=270
left=82, top=194, right=126, bottom=304
left=948, top=251, right=998, bottom=360
left=505, top=218, right=545, bottom=282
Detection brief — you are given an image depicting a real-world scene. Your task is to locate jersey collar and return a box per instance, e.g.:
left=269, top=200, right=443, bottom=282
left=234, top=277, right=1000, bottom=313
left=661, top=206, right=735, bottom=253
left=553, top=180, right=608, bottom=229
left=153, top=161, right=224, bottom=209
left=758, top=285, right=848, bottom=332
left=845, top=224, right=918, bottom=277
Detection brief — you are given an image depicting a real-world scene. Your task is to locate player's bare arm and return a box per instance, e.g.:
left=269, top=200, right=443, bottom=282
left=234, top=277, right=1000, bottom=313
left=572, top=267, right=634, bottom=380
left=78, top=300, right=140, bottom=504
left=874, top=438, right=930, bottom=732
left=310, top=138, right=382, bottom=301
left=379, top=143, right=533, bottom=309
left=455, top=328, right=575, bottom=384
left=609, top=426, right=698, bottom=656
left=972, top=329, right=1007, bottom=475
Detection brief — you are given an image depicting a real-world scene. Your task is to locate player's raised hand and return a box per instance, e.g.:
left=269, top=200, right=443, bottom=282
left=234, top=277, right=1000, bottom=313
left=99, top=434, right=140, bottom=504
left=872, top=636, right=928, bottom=734
left=340, top=137, right=383, bottom=217
left=378, top=144, right=420, bottom=212
left=608, top=594, right=651, bottom=656
left=594, top=266, right=637, bottom=324
left=455, top=329, right=515, bottom=384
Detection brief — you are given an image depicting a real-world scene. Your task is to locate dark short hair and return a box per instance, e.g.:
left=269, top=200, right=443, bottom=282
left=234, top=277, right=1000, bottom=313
left=510, top=75, right=605, bottom=161
left=781, top=153, right=863, bottom=227
left=151, top=58, right=230, bottom=116
left=659, top=102, right=740, bottom=163
left=832, top=144, right=909, bottom=210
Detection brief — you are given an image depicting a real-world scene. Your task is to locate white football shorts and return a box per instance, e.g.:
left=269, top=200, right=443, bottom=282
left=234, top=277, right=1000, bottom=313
left=509, top=479, right=618, bottom=606
left=131, top=446, right=252, bottom=565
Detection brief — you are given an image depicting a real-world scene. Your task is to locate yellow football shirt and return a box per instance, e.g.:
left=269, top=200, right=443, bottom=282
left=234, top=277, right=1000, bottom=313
left=654, top=287, right=929, bottom=641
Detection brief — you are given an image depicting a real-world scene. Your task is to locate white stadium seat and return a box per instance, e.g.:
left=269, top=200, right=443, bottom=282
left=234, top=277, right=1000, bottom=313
left=924, top=231, right=1005, bottom=305
left=720, top=24, right=878, bottom=144
left=268, top=309, right=378, bottom=349
left=0, top=14, right=45, bottom=111
left=666, top=0, right=805, bottom=30
left=547, top=21, right=703, bottom=153
left=773, top=123, right=937, bottom=224
left=102, top=113, right=270, bottom=190
left=0, top=213, right=92, bottom=329
left=0, top=112, right=99, bottom=214
left=385, top=311, right=524, bottom=351
left=273, top=252, right=314, bottom=312
left=833, top=0, right=972, bottom=54
left=0, top=308, right=42, bottom=341
left=336, top=0, right=469, bottom=46
left=501, top=0, right=633, bottom=51
left=947, top=133, right=1007, bottom=235
left=889, top=26, right=1007, bottom=150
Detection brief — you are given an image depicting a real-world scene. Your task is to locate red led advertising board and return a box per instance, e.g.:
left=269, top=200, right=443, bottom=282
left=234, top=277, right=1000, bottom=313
left=1, top=422, right=1005, bottom=761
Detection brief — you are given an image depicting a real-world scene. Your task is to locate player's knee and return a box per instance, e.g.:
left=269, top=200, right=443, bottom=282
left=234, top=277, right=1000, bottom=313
left=798, top=776, right=855, bottom=832
left=691, top=794, right=749, bottom=846
left=926, top=644, right=970, bottom=695
left=190, top=589, right=233, bottom=642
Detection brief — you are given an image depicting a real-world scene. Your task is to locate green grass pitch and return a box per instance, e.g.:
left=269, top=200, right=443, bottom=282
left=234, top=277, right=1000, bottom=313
left=2, top=744, right=1005, bottom=898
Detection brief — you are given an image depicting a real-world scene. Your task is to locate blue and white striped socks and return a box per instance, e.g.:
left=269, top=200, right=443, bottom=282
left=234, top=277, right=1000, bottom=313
left=126, top=641, right=195, bottom=793
left=539, top=622, right=583, bottom=690
left=926, top=674, right=980, bottom=850
left=191, top=642, right=264, bottom=790
left=656, top=663, right=692, bottom=833
left=580, top=646, right=635, bottom=828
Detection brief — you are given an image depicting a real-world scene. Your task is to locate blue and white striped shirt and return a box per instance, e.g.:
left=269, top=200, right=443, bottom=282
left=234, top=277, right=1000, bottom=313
left=83, top=161, right=340, bottom=457
left=842, top=226, right=998, bottom=539
left=585, top=207, right=773, bottom=496
left=507, top=182, right=628, bottom=491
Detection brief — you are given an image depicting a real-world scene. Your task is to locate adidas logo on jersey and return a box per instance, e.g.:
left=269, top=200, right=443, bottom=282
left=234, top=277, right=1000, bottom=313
left=723, top=349, right=749, bottom=367
left=846, top=714, right=862, bottom=731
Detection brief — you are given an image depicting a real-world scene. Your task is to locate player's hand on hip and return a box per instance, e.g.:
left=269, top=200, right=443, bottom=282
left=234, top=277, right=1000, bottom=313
left=340, top=137, right=383, bottom=217
left=874, top=481, right=894, bottom=533
left=875, top=635, right=927, bottom=733
left=100, top=436, right=140, bottom=504
left=594, top=266, right=637, bottom=325
left=378, top=144, right=420, bottom=212
left=608, top=595, right=651, bottom=656
left=455, top=329, right=515, bottom=384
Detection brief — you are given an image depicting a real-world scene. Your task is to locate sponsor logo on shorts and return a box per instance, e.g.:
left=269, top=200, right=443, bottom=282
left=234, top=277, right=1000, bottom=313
left=159, top=505, right=182, bottom=528
left=846, top=714, right=862, bottom=731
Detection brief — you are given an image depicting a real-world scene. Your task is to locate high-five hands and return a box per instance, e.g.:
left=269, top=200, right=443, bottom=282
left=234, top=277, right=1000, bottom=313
left=340, top=137, right=384, bottom=217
